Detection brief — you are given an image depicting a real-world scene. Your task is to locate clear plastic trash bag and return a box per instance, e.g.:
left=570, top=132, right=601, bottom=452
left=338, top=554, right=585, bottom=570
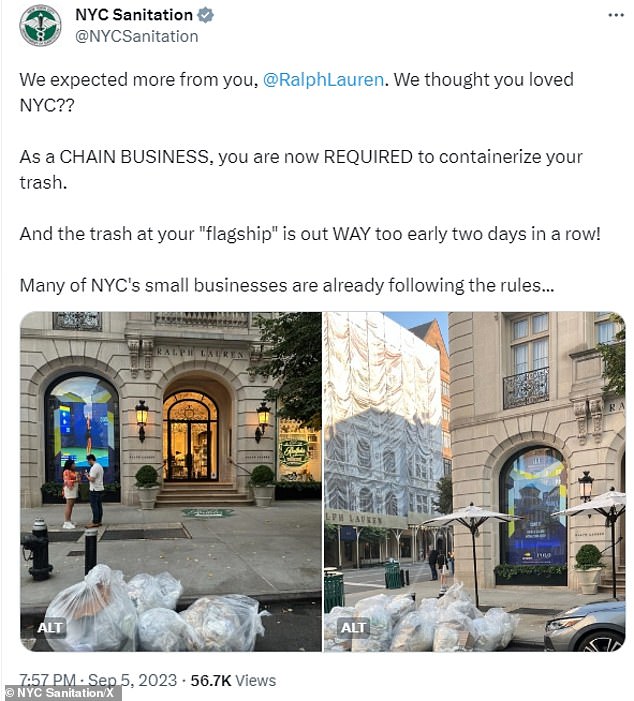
left=472, top=607, right=519, bottom=651
left=390, top=607, right=439, bottom=651
left=323, top=605, right=355, bottom=652
left=137, top=607, right=204, bottom=652
left=44, top=564, right=137, bottom=652
left=127, top=571, right=183, bottom=613
left=179, top=594, right=267, bottom=651
left=351, top=594, right=392, bottom=652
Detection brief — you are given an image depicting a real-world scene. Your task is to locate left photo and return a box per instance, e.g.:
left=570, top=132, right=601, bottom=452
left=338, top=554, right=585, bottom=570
left=19, top=311, right=322, bottom=652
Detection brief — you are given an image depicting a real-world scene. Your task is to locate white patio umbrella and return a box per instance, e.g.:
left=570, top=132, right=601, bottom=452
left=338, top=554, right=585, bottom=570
left=423, top=503, right=522, bottom=608
left=552, top=488, right=626, bottom=599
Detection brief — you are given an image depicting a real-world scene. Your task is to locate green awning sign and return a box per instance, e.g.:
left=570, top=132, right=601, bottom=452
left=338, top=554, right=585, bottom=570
left=280, top=440, right=310, bottom=467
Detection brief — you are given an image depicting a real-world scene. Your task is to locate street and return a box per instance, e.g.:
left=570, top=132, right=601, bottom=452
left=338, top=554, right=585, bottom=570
left=341, top=561, right=435, bottom=596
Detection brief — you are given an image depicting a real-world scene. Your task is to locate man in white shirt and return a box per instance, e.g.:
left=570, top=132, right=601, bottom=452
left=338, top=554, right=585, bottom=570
left=85, top=454, right=105, bottom=527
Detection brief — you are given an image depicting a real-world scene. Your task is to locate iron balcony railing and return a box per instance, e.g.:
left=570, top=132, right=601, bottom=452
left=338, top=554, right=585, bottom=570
left=53, top=312, right=102, bottom=331
left=154, top=312, right=249, bottom=328
left=503, top=367, right=549, bottom=409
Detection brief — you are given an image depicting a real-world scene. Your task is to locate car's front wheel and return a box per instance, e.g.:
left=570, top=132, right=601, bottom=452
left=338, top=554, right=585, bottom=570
left=575, top=630, right=624, bottom=652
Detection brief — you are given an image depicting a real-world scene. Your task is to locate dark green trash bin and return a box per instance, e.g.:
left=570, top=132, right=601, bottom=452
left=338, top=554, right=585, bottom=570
left=324, top=571, right=344, bottom=613
left=384, top=560, right=402, bottom=589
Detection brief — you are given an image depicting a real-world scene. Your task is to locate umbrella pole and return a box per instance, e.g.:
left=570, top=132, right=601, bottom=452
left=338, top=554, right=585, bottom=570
left=471, top=528, right=479, bottom=609
left=610, top=513, right=617, bottom=600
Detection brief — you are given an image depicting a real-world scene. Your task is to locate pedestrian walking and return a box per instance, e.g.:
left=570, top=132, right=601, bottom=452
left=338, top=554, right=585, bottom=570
left=438, top=551, right=449, bottom=595
left=448, top=549, right=455, bottom=575
left=62, top=459, right=80, bottom=528
left=428, top=548, right=439, bottom=580
left=85, top=454, right=104, bottom=527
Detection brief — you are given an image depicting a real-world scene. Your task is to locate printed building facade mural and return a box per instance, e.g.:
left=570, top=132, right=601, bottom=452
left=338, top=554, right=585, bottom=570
left=324, top=312, right=443, bottom=528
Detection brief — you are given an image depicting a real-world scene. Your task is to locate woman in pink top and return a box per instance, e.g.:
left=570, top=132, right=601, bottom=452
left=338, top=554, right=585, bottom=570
left=62, top=459, right=81, bottom=529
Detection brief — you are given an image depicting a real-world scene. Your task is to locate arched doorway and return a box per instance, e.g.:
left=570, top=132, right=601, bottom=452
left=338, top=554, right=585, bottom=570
left=163, top=391, right=218, bottom=481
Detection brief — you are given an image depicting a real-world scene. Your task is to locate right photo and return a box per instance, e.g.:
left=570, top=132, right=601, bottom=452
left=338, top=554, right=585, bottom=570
left=323, top=311, right=625, bottom=652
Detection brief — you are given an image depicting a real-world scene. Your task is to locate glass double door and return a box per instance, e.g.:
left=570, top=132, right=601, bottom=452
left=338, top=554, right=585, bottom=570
left=163, top=391, right=219, bottom=482
left=167, top=420, right=214, bottom=481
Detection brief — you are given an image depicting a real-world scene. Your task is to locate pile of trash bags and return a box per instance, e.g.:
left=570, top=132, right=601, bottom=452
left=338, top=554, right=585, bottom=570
left=324, top=582, right=519, bottom=652
left=44, top=564, right=267, bottom=652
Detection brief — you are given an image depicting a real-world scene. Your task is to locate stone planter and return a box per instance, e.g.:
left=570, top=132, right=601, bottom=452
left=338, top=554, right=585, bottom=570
left=137, top=485, right=160, bottom=510
left=253, top=485, right=275, bottom=507
left=576, top=567, right=603, bottom=594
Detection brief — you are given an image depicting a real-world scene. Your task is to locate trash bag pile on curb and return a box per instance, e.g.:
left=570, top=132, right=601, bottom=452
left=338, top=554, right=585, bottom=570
left=44, top=564, right=268, bottom=652
left=324, top=582, right=519, bottom=652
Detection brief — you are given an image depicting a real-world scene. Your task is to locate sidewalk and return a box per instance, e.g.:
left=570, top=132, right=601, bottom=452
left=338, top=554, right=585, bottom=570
left=20, top=501, right=322, bottom=614
left=342, top=573, right=621, bottom=647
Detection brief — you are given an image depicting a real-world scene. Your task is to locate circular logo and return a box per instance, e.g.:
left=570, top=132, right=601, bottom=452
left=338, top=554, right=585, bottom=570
left=20, top=5, right=61, bottom=46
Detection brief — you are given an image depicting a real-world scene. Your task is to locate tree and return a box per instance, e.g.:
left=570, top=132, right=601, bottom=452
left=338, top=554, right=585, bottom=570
left=432, top=476, right=453, bottom=514
left=597, top=314, right=625, bottom=396
left=251, top=312, right=322, bottom=429
left=324, top=523, right=339, bottom=543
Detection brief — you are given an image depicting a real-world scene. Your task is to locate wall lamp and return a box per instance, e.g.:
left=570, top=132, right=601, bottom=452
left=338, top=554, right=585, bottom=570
left=578, top=470, right=594, bottom=503
left=254, top=401, right=271, bottom=443
left=135, top=400, right=149, bottom=443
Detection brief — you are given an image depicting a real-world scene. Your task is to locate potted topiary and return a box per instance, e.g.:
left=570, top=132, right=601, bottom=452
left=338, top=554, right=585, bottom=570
left=135, top=465, right=160, bottom=510
left=575, top=544, right=605, bottom=594
left=249, top=464, right=276, bottom=507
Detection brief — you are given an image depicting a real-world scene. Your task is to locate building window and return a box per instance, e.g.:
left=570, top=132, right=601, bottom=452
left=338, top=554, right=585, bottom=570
left=595, top=312, right=619, bottom=344
left=383, top=449, right=396, bottom=477
left=443, top=458, right=452, bottom=476
left=504, top=313, right=549, bottom=409
left=511, top=313, right=549, bottom=374
left=358, top=487, right=373, bottom=513
left=357, top=438, right=371, bottom=469
left=325, top=429, right=346, bottom=465
left=417, top=494, right=424, bottom=513
left=326, top=475, right=348, bottom=510
left=278, top=419, right=321, bottom=481
left=45, top=374, right=119, bottom=483
left=385, top=492, right=398, bottom=515
left=499, top=447, right=567, bottom=566
left=442, top=405, right=450, bottom=423
left=442, top=431, right=451, bottom=450
left=441, top=379, right=450, bottom=396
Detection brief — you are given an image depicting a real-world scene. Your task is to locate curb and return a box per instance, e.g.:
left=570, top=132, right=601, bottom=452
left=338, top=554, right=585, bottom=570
left=507, top=638, right=544, bottom=650
left=21, top=590, right=323, bottom=623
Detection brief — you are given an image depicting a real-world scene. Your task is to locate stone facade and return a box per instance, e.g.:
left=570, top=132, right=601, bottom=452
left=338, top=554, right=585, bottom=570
left=448, top=312, right=625, bottom=592
left=20, top=312, right=294, bottom=507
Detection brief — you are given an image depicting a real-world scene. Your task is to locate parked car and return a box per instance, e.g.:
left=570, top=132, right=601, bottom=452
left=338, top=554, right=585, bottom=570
left=544, top=600, right=625, bottom=651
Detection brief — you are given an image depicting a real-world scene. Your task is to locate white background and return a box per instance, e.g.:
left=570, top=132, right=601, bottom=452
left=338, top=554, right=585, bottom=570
left=1, top=0, right=632, bottom=695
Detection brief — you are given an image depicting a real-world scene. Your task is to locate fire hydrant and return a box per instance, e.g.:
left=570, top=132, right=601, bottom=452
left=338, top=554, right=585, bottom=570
left=21, top=518, right=54, bottom=580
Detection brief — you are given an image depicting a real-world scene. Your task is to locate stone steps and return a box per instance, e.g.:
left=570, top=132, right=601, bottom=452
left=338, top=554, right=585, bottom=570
left=597, top=565, right=625, bottom=594
left=155, top=482, right=252, bottom=507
